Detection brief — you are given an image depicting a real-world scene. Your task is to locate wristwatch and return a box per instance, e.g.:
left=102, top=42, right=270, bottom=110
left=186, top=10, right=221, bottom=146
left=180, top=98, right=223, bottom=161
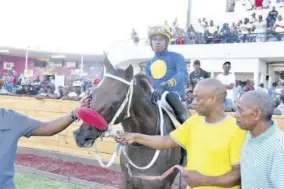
left=71, top=110, right=79, bottom=122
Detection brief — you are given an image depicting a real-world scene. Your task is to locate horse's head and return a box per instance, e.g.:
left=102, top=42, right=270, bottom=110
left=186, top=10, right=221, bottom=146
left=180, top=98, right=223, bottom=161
left=74, top=54, right=135, bottom=148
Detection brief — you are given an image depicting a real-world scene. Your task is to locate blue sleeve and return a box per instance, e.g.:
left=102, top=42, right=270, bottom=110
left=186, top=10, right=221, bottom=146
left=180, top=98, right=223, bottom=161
left=144, top=60, right=151, bottom=77
left=1, top=109, right=41, bottom=138
left=168, top=54, right=188, bottom=87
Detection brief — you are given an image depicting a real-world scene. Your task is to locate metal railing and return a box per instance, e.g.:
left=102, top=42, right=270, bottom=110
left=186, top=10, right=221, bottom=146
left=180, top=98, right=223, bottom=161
left=134, top=32, right=284, bottom=46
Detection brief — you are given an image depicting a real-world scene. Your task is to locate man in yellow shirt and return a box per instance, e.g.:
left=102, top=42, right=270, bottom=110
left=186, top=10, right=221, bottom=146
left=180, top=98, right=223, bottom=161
left=116, top=78, right=246, bottom=189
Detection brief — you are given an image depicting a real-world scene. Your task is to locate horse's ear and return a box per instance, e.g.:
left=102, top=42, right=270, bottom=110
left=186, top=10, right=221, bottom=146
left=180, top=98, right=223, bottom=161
left=103, top=52, right=114, bottom=72
left=125, top=65, right=134, bottom=81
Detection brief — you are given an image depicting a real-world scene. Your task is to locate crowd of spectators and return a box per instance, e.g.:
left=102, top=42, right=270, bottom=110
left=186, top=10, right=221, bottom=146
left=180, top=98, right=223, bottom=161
left=0, top=68, right=101, bottom=101
left=228, top=0, right=284, bottom=12
left=181, top=7, right=284, bottom=44
left=136, top=7, right=284, bottom=45
left=184, top=60, right=284, bottom=115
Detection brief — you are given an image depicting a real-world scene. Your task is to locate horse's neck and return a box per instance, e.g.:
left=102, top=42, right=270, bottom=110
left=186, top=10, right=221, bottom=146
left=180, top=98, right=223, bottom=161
left=121, top=88, right=158, bottom=135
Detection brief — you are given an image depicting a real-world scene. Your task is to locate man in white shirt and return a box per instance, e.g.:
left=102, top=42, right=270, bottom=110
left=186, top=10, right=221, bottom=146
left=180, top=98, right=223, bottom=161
left=217, top=62, right=236, bottom=111
left=274, top=15, right=284, bottom=41
left=250, top=13, right=257, bottom=24
left=240, top=18, right=252, bottom=42
left=206, top=20, right=217, bottom=35
left=254, top=15, right=267, bottom=42
left=195, top=18, right=206, bottom=34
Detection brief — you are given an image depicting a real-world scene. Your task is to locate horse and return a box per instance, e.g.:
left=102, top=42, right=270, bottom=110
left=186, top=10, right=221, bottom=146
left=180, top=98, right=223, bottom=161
left=74, top=56, right=181, bottom=189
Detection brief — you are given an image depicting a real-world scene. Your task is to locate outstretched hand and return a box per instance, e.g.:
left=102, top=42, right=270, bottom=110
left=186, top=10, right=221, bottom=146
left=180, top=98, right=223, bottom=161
left=115, top=132, right=137, bottom=145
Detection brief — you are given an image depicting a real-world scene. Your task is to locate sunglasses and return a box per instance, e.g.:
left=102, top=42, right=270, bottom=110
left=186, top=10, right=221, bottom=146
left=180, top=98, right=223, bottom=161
left=150, top=26, right=171, bottom=36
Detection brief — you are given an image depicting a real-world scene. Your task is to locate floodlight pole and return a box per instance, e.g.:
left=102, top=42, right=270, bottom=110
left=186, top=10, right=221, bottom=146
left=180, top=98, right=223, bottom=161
left=186, top=0, right=192, bottom=28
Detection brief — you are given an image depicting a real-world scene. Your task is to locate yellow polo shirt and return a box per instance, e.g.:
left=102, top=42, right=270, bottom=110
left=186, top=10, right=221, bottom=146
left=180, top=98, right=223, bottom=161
left=170, top=115, right=246, bottom=189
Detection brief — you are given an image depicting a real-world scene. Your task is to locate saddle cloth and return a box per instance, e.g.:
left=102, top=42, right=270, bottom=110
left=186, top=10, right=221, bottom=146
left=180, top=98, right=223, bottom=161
left=159, top=91, right=182, bottom=129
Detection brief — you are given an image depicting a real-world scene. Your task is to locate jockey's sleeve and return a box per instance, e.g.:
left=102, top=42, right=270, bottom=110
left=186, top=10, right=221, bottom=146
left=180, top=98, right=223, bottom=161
left=167, top=54, right=188, bottom=87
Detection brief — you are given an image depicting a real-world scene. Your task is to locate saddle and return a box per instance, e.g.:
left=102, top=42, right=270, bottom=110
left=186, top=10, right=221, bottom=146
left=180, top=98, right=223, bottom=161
left=159, top=92, right=182, bottom=129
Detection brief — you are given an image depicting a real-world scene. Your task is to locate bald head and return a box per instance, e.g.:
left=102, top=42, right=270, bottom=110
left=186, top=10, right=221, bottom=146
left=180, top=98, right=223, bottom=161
left=196, top=78, right=226, bottom=101
left=241, top=91, right=274, bottom=121
left=193, top=78, right=226, bottom=116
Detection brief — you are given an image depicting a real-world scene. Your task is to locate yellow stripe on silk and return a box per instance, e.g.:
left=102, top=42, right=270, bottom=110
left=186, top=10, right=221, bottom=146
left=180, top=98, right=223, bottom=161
left=168, top=79, right=176, bottom=87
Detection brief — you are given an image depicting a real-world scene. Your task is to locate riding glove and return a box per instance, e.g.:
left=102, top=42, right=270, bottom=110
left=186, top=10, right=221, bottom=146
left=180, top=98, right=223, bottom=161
left=151, top=82, right=168, bottom=103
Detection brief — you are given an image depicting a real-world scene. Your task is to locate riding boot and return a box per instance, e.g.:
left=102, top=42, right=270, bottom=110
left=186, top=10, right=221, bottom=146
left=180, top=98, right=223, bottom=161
left=165, top=92, right=189, bottom=124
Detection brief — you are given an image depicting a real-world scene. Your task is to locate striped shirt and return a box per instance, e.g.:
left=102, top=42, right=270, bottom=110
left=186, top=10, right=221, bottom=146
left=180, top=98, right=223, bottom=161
left=241, top=122, right=284, bottom=189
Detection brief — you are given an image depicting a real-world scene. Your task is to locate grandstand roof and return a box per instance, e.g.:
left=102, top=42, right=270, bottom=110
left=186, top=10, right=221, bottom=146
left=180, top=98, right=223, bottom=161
left=0, top=46, right=104, bottom=62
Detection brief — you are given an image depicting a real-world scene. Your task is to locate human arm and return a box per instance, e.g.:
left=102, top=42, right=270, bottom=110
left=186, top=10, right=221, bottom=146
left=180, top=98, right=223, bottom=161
left=3, top=96, right=90, bottom=138
left=184, top=165, right=240, bottom=188
left=225, top=74, right=236, bottom=90
left=116, top=118, right=192, bottom=150
left=115, top=134, right=178, bottom=150
left=32, top=96, right=90, bottom=136
left=205, top=71, right=210, bottom=79
left=166, top=54, right=188, bottom=88
left=270, top=151, right=284, bottom=189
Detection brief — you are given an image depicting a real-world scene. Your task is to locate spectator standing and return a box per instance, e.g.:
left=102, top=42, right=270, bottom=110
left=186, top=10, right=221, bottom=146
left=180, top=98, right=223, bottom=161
left=266, top=7, right=278, bottom=27
left=250, top=13, right=257, bottom=24
left=220, top=23, right=231, bottom=42
left=195, top=19, right=206, bottom=35
left=206, top=20, right=217, bottom=43
left=274, top=15, right=284, bottom=41
left=188, top=60, right=210, bottom=91
left=240, top=18, right=252, bottom=42
left=131, top=29, right=140, bottom=45
left=216, top=61, right=236, bottom=105
left=254, top=15, right=267, bottom=42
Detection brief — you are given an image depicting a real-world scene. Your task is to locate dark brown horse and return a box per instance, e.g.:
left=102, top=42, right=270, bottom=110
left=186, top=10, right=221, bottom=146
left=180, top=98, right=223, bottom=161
left=74, top=56, right=181, bottom=189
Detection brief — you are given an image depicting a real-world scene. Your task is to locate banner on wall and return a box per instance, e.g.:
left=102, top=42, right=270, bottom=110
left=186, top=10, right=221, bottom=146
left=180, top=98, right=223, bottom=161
left=3, top=62, right=14, bottom=70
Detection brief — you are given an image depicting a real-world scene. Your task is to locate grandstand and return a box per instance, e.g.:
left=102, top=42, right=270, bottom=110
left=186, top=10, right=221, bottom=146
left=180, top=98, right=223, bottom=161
left=112, top=0, right=284, bottom=89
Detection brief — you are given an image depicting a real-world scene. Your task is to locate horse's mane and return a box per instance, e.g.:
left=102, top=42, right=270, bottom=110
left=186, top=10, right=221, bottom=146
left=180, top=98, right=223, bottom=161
left=134, top=73, right=153, bottom=95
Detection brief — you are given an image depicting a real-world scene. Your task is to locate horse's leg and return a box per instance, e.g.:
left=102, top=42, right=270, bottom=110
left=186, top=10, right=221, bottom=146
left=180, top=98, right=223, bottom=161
left=119, top=154, right=133, bottom=189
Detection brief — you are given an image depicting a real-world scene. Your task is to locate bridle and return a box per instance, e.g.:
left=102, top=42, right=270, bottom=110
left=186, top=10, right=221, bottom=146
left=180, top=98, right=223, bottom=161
left=92, top=72, right=165, bottom=173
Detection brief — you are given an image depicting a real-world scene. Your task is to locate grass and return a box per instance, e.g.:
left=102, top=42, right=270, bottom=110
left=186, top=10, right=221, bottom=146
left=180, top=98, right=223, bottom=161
left=15, top=172, right=94, bottom=189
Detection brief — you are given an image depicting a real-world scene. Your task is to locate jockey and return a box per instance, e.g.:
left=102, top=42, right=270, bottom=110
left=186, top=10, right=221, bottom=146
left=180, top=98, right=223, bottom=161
left=144, top=24, right=189, bottom=124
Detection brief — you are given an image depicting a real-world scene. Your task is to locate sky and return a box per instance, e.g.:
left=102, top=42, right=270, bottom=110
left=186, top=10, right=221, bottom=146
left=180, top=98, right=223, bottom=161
left=0, top=0, right=188, bottom=54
